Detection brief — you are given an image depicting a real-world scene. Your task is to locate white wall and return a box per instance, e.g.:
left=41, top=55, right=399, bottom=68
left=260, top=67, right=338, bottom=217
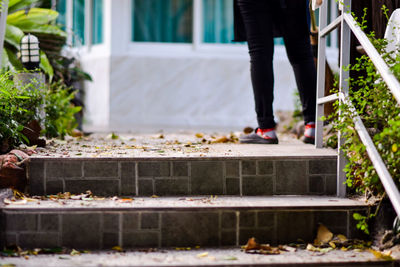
left=82, top=44, right=326, bottom=132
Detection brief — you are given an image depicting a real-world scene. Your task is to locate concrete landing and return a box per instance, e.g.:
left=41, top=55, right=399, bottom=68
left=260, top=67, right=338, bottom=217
left=32, top=133, right=336, bottom=159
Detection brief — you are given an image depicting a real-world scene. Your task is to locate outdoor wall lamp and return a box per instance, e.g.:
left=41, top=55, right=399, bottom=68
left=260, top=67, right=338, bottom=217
left=20, top=33, right=40, bottom=70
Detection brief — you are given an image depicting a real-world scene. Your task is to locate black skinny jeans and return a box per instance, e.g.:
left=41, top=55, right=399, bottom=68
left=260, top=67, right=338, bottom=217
left=238, top=0, right=317, bottom=128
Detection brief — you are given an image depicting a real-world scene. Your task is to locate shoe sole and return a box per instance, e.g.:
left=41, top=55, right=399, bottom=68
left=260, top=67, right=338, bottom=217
left=239, top=138, right=279, bottom=145
left=302, top=136, right=315, bottom=144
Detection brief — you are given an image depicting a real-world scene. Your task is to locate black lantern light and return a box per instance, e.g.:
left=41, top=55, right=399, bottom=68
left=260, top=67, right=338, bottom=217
left=20, top=34, right=40, bottom=70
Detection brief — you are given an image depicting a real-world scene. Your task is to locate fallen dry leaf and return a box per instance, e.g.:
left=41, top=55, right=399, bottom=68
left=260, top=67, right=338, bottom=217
left=4, top=199, right=27, bottom=205
left=259, top=248, right=281, bottom=255
left=119, top=198, right=133, bottom=203
left=369, top=249, right=394, bottom=261
left=195, top=133, right=204, bottom=138
left=112, top=246, right=123, bottom=252
left=337, top=234, right=348, bottom=242
left=314, top=224, right=333, bottom=246
left=243, top=237, right=260, bottom=251
left=306, top=244, right=333, bottom=253
left=175, top=247, right=192, bottom=251
left=212, top=136, right=229, bottom=144
left=26, top=145, right=38, bottom=150
left=197, top=252, right=209, bottom=258
left=280, top=245, right=297, bottom=252
left=70, top=249, right=81, bottom=256
left=242, top=237, right=278, bottom=253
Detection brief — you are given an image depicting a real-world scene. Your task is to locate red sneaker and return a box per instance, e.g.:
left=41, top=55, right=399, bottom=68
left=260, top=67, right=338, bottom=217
left=302, top=122, right=315, bottom=144
left=239, top=128, right=279, bottom=144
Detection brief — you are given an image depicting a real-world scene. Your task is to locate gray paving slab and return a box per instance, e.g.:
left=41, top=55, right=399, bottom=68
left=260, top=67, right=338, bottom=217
left=0, top=248, right=398, bottom=267
left=1, top=197, right=369, bottom=249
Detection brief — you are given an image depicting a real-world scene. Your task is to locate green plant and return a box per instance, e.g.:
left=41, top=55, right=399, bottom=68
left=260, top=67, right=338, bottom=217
left=0, top=71, right=43, bottom=152
left=327, top=6, right=400, bottom=234
left=0, top=70, right=82, bottom=152
left=43, top=81, right=81, bottom=139
left=353, top=213, right=372, bottom=235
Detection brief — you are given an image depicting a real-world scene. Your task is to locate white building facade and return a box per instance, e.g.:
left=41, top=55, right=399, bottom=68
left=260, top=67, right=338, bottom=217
left=57, top=0, right=338, bottom=132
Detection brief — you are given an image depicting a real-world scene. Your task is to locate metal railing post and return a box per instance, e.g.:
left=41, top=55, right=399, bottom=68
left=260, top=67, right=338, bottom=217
left=315, top=0, right=328, bottom=148
left=337, top=0, right=352, bottom=197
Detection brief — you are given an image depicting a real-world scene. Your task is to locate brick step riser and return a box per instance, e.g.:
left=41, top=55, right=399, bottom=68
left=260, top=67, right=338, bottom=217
left=28, top=157, right=337, bottom=196
left=2, top=207, right=366, bottom=250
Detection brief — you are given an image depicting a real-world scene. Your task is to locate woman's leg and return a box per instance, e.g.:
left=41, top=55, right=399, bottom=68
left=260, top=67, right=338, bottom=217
left=282, top=0, right=317, bottom=125
left=237, top=0, right=276, bottom=129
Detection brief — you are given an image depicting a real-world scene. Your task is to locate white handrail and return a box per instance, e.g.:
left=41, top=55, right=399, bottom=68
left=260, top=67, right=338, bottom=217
left=340, top=93, right=400, bottom=217
left=315, top=0, right=400, bottom=217
left=343, top=13, right=400, bottom=105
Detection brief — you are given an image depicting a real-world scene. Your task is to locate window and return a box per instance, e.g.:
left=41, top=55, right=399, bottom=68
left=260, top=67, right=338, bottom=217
left=202, top=0, right=283, bottom=45
left=92, top=0, right=103, bottom=44
left=73, top=0, right=85, bottom=45
left=56, top=0, right=66, bottom=31
left=56, top=0, right=103, bottom=46
left=132, top=0, right=193, bottom=43
left=203, top=0, right=234, bottom=44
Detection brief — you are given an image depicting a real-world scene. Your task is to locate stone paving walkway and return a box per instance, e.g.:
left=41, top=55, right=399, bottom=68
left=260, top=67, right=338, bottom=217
left=0, top=247, right=398, bottom=266
left=31, top=132, right=336, bottom=159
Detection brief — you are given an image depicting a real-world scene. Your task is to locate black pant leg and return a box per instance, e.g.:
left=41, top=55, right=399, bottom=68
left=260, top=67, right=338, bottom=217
left=237, top=0, right=276, bottom=129
left=282, top=0, right=317, bottom=124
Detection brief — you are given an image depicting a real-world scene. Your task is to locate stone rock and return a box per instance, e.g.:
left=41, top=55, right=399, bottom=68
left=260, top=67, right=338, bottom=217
left=0, top=150, right=28, bottom=191
left=379, top=230, right=400, bottom=250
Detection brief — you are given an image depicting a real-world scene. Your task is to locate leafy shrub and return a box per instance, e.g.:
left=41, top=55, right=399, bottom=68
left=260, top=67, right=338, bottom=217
left=0, top=72, right=43, bottom=151
left=331, top=31, right=400, bottom=198
left=43, top=82, right=81, bottom=139
left=0, top=71, right=82, bottom=152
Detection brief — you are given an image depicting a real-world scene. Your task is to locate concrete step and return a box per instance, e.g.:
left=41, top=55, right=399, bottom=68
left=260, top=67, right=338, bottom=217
left=1, top=247, right=398, bottom=267
left=28, top=155, right=338, bottom=197
left=1, top=196, right=367, bottom=250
